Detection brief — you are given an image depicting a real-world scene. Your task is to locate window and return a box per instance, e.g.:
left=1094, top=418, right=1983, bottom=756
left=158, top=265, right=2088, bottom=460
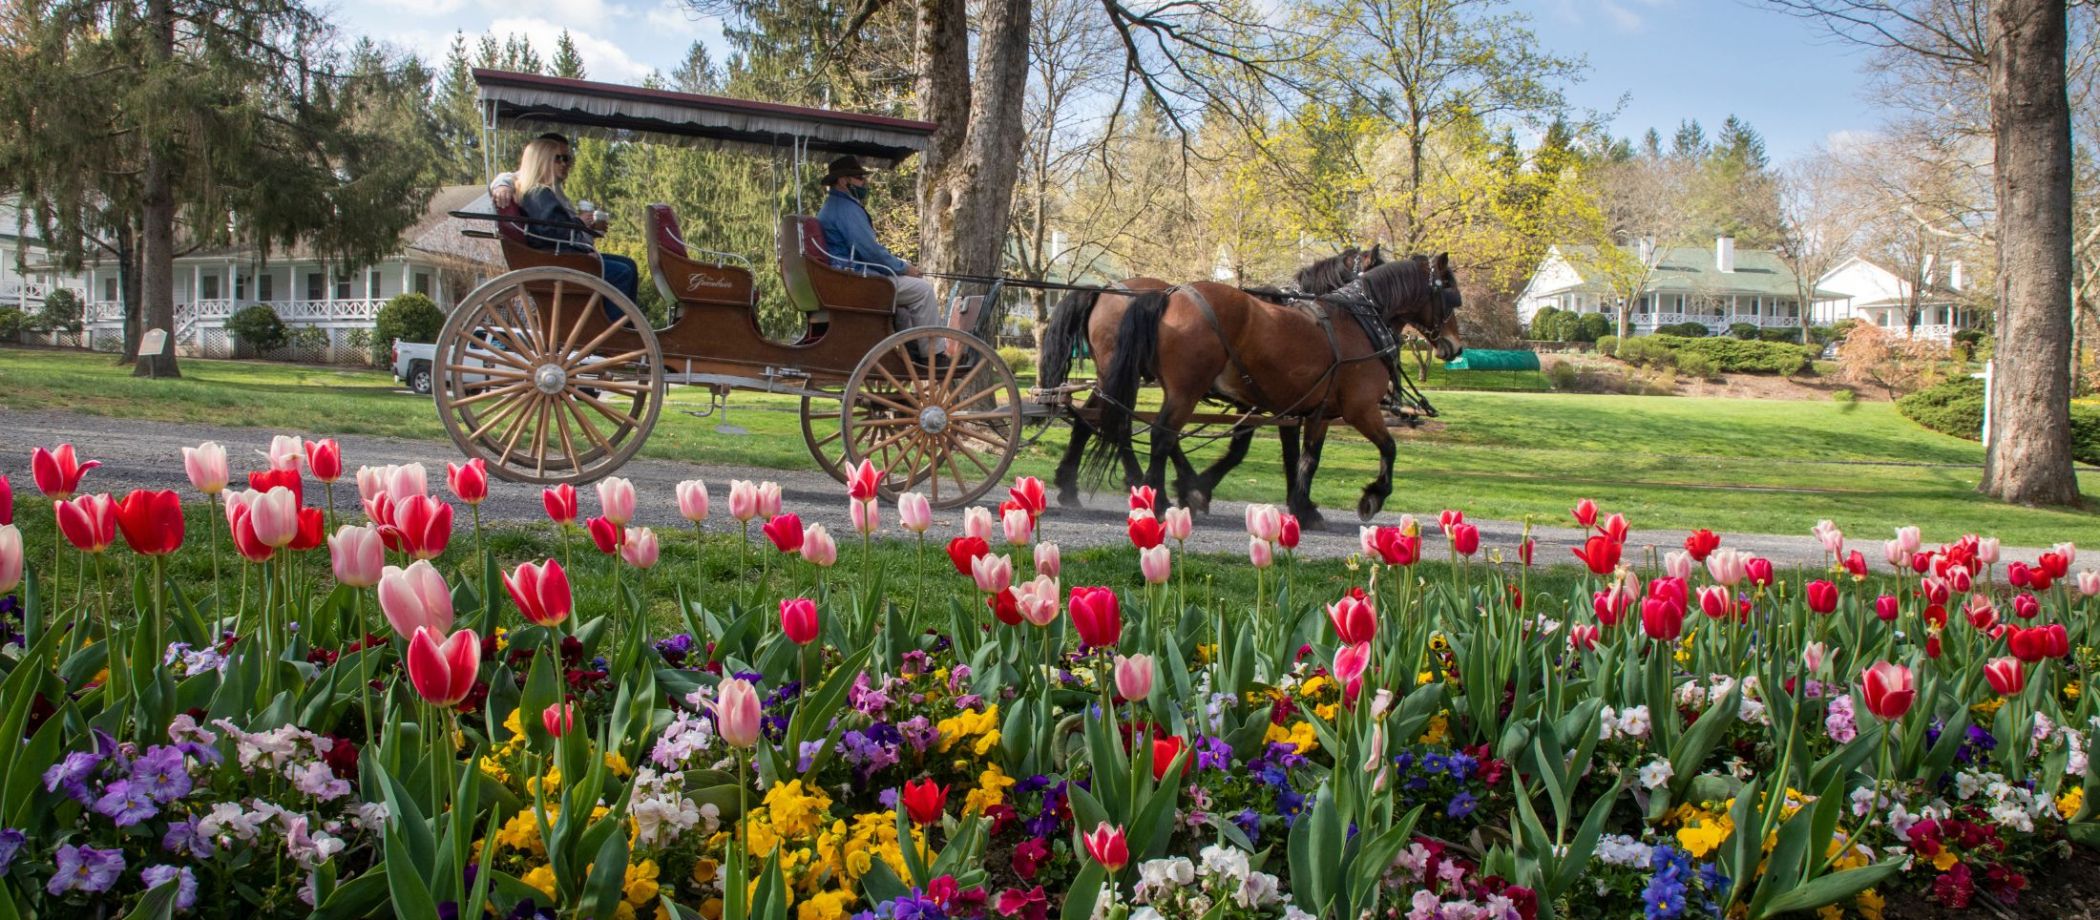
left=103, top=278, right=117, bottom=302
left=234, top=274, right=246, bottom=300
left=306, top=273, right=325, bottom=300
left=333, top=275, right=351, bottom=300
left=258, top=273, right=274, bottom=302
left=368, top=270, right=383, bottom=298
left=200, top=274, right=220, bottom=300
left=413, top=271, right=432, bottom=297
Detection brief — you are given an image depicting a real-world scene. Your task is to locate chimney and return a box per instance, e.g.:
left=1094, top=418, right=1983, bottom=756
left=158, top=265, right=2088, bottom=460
left=1715, top=236, right=1735, bottom=273
left=1949, top=260, right=1965, bottom=292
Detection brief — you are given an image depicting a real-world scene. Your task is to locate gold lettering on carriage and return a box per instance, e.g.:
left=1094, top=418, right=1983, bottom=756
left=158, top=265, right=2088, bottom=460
left=685, top=272, right=735, bottom=291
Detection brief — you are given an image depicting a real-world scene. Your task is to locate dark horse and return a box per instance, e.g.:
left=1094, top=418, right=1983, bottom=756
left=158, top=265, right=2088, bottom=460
left=1037, top=246, right=1386, bottom=510
left=1084, top=254, right=1462, bottom=524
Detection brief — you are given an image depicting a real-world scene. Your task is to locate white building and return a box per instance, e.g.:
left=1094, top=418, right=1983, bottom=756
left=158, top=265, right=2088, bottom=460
left=1811, top=256, right=1979, bottom=343
left=1517, top=237, right=1831, bottom=335
left=2, top=201, right=92, bottom=326
left=72, top=185, right=498, bottom=363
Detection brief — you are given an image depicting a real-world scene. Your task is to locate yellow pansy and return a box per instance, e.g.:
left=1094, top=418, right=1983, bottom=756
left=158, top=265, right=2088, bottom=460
left=964, top=764, right=1017, bottom=815
left=522, top=864, right=558, bottom=901
left=1314, top=702, right=1339, bottom=721
left=2057, top=785, right=2085, bottom=819
left=797, top=890, right=857, bottom=920
left=691, top=858, right=719, bottom=885
left=1675, top=813, right=1733, bottom=858
left=623, top=859, right=661, bottom=905
left=934, top=706, right=1002, bottom=755
left=1263, top=721, right=1317, bottom=754
left=1855, top=888, right=1885, bottom=920
left=1299, top=676, right=1332, bottom=698
left=1419, top=714, right=1449, bottom=746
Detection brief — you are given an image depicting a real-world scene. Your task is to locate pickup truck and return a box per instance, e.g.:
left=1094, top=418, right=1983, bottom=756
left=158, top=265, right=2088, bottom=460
left=390, top=339, right=436, bottom=395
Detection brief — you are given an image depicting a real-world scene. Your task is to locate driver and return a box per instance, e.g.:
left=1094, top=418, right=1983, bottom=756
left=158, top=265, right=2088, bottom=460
left=816, top=156, right=940, bottom=350
left=488, top=133, right=641, bottom=311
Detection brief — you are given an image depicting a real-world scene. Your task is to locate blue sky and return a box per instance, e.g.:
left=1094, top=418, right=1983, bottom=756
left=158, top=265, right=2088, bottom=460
left=327, top=0, right=1881, bottom=162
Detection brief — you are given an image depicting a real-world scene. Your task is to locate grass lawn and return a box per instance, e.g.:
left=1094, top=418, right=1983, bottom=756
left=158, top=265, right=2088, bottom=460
left=4, top=347, right=2095, bottom=543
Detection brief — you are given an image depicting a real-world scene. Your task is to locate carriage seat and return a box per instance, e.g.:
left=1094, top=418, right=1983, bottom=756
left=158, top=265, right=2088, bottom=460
left=777, top=215, right=896, bottom=317
left=493, top=202, right=603, bottom=276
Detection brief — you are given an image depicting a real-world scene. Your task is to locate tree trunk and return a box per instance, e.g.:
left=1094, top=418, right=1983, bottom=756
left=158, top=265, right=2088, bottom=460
left=917, top=0, right=1031, bottom=282
left=116, top=224, right=140, bottom=365
left=1980, top=0, right=2075, bottom=505
left=134, top=0, right=179, bottom=378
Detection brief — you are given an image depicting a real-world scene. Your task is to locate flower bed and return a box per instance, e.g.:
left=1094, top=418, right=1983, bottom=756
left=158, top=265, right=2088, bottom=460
left=0, top=441, right=2096, bottom=919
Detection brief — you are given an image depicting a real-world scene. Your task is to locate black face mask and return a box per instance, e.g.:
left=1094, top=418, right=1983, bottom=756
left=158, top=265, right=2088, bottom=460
left=847, top=184, right=869, bottom=202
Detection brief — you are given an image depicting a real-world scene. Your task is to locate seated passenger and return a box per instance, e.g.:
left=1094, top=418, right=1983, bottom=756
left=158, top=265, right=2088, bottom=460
left=816, top=156, right=940, bottom=356
left=488, top=133, right=640, bottom=312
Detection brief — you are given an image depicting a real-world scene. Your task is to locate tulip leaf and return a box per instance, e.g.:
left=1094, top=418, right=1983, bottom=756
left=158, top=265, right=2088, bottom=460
left=313, top=868, right=392, bottom=919
left=382, top=821, right=441, bottom=920
left=5, top=702, right=66, bottom=829
left=121, top=878, right=180, bottom=920
left=860, top=858, right=910, bottom=905
left=578, top=817, right=631, bottom=919
left=1058, top=862, right=1106, bottom=920
left=1668, top=682, right=1739, bottom=800
left=1347, top=812, right=1422, bottom=915
left=0, top=628, right=61, bottom=806
left=1754, top=857, right=1904, bottom=918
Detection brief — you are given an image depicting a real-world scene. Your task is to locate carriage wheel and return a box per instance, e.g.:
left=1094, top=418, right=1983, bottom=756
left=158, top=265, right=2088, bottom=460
left=433, top=267, right=665, bottom=486
left=840, top=328, right=1022, bottom=509
left=800, top=392, right=851, bottom=484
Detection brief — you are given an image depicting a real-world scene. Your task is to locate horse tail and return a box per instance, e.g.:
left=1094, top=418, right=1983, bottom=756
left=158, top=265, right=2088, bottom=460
left=1037, top=287, right=1099, bottom=389
left=1084, top=289, right=1169, bottom=485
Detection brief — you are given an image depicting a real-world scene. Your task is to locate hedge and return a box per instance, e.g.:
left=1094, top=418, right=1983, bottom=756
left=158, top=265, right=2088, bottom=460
left=1898, top=377, right=2100, bottom=465
left=1613, top=334, right=1817, bottom=375
left=374, top=292, right=446, bottom=349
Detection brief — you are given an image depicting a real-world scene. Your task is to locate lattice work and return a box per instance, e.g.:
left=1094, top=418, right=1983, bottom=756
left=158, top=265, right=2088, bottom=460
left=201, top=329, right=233, bottom=359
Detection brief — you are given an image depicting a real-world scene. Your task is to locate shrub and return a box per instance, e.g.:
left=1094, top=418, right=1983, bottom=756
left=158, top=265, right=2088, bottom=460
left=1595, top=334, right=1618, bottom=357
left=1896, top=376, right=1984, bottom=438
left=227, top=304, right=289, bottom=355
left=33, top=289, right=83, bottom=334
left=1613, top=335, right=1675, bottom=370
left=1546, top=360, right=1578, bottom=390
left=1656, top=322, right=1710, bottom=338
left=0, top=306, right=22, bottom=342
left=1575, top=312, right=1613, bottom=343
left=997, top=345, right=1035, bottom=378
left=1728, top=322, right=1760, bottom=341
left=1611, top=334, right=1814, bottom=375
left=373, top=292, right=446, bottom=348
left=288, top=325, right=329, bottom=356
left=1759, top=327, right=1807, bottom=343
left=1677, top=350, right=1721, bottom=380
left=1836, top=323, right=1948, bottom=398
left=1830, top=387, right=1857, bottom=405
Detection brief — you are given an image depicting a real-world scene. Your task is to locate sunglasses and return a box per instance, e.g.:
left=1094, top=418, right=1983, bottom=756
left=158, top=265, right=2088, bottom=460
left=555, top=154, right=571, bottom=164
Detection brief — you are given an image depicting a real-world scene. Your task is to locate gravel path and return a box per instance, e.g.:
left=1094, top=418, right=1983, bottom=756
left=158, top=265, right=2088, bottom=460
left=0, top=407, right=2063, bottom=568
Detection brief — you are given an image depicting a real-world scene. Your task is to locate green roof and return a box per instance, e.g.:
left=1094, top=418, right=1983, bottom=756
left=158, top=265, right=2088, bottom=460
left=1559, top=244, right=1843, bottom=300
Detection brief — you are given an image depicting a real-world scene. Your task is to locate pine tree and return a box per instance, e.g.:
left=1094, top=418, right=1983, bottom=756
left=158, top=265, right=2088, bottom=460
left=670, top=41, right=719, bottom=94
left=1671, top=120, right=1707, bottom=159
left=1713, top=115, right=1768, bottom=171
left=551, top=30, right=586, bottom=79
left=435, top=33, right=484, bottom=183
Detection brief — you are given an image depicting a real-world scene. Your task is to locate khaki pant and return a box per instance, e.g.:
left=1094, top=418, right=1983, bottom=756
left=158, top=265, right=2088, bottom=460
left=892, top=275, right=939, bottom=330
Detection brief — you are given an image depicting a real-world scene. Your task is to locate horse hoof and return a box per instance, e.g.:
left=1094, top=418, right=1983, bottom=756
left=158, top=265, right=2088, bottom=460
left=1357, top=492, right=1385, bottom=522
left=1186, top=491, right=1210, bottom=514
left=1297, top=507, right=1326, bottom=529
left=1057, top=488, right=1084, bottom=509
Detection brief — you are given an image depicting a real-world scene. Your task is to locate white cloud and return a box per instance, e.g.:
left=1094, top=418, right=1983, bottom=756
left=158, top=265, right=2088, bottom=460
left=486, top=16, right=656, bottom=82
left=644, top=0, right=719, bottom=39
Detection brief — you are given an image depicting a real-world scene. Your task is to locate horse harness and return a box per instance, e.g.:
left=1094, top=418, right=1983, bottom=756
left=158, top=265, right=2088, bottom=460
left=1178, top=282, right=1437, bottom=424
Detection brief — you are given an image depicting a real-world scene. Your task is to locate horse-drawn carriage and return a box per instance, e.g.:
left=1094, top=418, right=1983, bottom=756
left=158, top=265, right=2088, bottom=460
left=439, top=69, right=1465, bottom=521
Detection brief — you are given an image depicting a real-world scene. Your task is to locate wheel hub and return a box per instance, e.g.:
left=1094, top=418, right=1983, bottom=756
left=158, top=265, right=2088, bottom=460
left=533, top=363, right=567, bottom=395
left=918, top=405, right=949, bottom=434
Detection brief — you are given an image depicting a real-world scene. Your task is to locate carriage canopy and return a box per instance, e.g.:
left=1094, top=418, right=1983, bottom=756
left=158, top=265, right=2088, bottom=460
left=472, top=69, right=937, bottom=168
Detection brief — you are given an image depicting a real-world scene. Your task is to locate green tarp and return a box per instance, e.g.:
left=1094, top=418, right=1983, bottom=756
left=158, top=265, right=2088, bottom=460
left=1443, top=349, right=1540, bottom=371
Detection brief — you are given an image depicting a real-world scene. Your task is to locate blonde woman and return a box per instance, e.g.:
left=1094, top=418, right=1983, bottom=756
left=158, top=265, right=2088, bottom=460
left=491, top=133, right=640, bottom=310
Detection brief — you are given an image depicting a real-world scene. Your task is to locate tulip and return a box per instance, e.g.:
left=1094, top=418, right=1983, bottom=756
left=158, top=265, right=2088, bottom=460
left=1449, top=523, right=1479, bottom=557
left=1069, top=586, right=1122, bottom=648
left=1894, top=526, right=1920, bottom=554
left=1947, top=565, right=1973, bottom=593
left=1874, top=594, right=1900, bottom=622
left=898, top=493, right=933, bottom=533
left=1245, top=535, right=1274, bottom=569
left=1812, top=520, right=1843, bottom=556
left=1977, top=537, right=2001, bottom=565
left=962, top=506, right=994, bottom=541
left=595, top=477, right=636, bottom=525
left=1371, top=527, right=1421, bottom=566
left=1744, top=556, right=1774, bottom=587
left=585, top=516, right=623, bottom=554
left=850, top=498, right=880, bottom=536
left=0, top=475, right=9, bottom=526
left=1571, top=498, right=1597, bottom=528
left=1568, top=623, right=1600, bottom=651
left=1601, top=513, right=1629, bottom=544
left=972, top=553, right=1013, bottom=594
left=379, top=561, right=455, bottom=638
left=1002, top=507, right=1033, bottom=546
left=329, top=530, right=383, bottom=591
left=503, top=559, right=572, bottom=627
left=946, top=536, right=989, bottom=574
left=1683, top=529, right=1720, bottom=562
left=0, top=525, right=20, bottom=593
left=1008, top=476, right=1046, bottom=520
left=1246, top=504, right=1283, bottom=542
left=901, top=778, right=949, bottom=827
left=1015, top=576, right=1060, bottom=627
left=1082, top=822, right=1129, bottom=873
left=1279, top=515, right=1300, bottom=550
left=762, top=514, right=804, bottom=553
left=1984, top=657, right=2025, bottom=696
left=2008, top=561, right=2033, bottom=588
left=1333, top=642, right=1371, bottom=702
left=1696, top=585, right=1731, bottom=620
left=1918, top=576, right=1950, bottom=606
left=238, top=486, right=300, bottom=550
left=2079, top=571, right=2100, bottom=597
left=247, top=469, right=303, bottom=505
left=1127, top=514, right=1165, bottom=551
left=728, top=480, right=760, bottom=522
left=2006, top=626, right=2048, bottom=662
left=225, top=496, right=274, bottom=563
left=1859, top=661, right=1915, bottom=721
left=1843, top=550, right=1868, bottom=578
left=1327, top=592, right=1378, bottom=645
left=1664, top=550, right=1693, bottom=582
left=1640, top=596, right=1685, bottom=642
left=2038, top=551, right=2070, bottom=581
left=32, top=444, right=99, bottom=501
left=1963, top=593, right=1998, bottom=631
left=756, top=481, right=782, bottom=517
left=392, top=495, right=453, bottom=560
left=265, top=435, right=303, bottom=473
left=675, top=480, right=710, bottom=523
left=1705, top=548, right=1746, bottom=586
left=1806, top=580, right=1839, bottom=615
left=1157, top=507, right=1192, bottom=544
left=542, top=703, right=576, bottom=738
left=1128, top=485, right=1156, bottom=512
left=1883, top=539, right=1909, bottom=570
left=1572, top=535, right=1620, bottom=576
left=1034, top=542, right=1061, bottom=580
left=1150, top=735, right=1187, bottom=781
left=183, top=442, right=229, bottom=495
left=303, top=439, right=342, bottom=483
left=986, top=586, right=1020, bottom=625
left=622, top=527, right=661, bottom=569
left=446, top=460, right=489, bottom=506
left=1114, top=653, right=1154, bottom=701
left=406, top=627, right=480, bottom=707
left=797, top=524, right=835, bottom=567
left=1802, top=641, right=1828, bottom=674
left=710, top=678, right=763, bottom=748
left=113, top=489, right=184, bottom=557
left=1437, top=508, right=1464, bottom=534
left=780, top=597, right=820, bottom=645
left=846, top=459, right=881, bottom=503
left=1593, top=588, right=1629, bottom=626
left=2013, top=593, right=2040, bottom=620
left=542, top=484, right=578, bottom=525
left=1139, top=544, right=1172, bottom=584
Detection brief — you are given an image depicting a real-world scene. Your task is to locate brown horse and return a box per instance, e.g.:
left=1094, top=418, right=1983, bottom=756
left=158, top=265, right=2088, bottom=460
left=1037, top=247, right=1386, bottom=509
left=1085, top=254, right=1463, bottom=524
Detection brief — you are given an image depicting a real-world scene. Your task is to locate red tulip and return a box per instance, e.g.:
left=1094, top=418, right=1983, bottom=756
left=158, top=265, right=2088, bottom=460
left=1593, top=588, right=1629, bottom=626
left=946, top=536, right=989, bottom=574
left=2008, top=624, right=2069, bottom=662
left=406, top=626, right=481, bottom=707
left=1859, top=661, right=1915, bottom=721
left=247, top=468, right=303, bottom=504
left=303, top=439, right=343, bottom=483
left=1571, top=498, right=1597, bottom=528
left=542, top=702, right=576, bottom=737
left=762, top=513, right=804, bottom=553
left=1082, top=822, right=1129, bottom=873
left=392, top=495, right=453, bottom=560
left=1843, top=550, right=1868, bottom=578
left=0, top=474, right=12, bottom=525
left=503, top=559, right=573, bottom=627
left=1008, top=476, right=1046, bottom=520
left=1150, top=735, right=1187, bottom=781
left=780, top=597, right=820, bottom=645
left=115, top=489, right=184, bottom=556
left=1569, top=624, right=1600, bottom=651
left=1946, top=565, right=1972, bottom=593
left=1333, top=642, right=1371, bottom=704
left=1874, top=595, right=1900, bottom=622
left=1984, top=657, right=2025, bottom=696
left=1683, top=529, right=1720, bottom=562
left=1127, top=514, right=1164, bottom=550
left=542, top=484, right=579, bottom=525
left=1370, top=527, right=1420, bottom=566
left=1963, top=594, right=1997, bottom=631
left=1571, top=535, right=1620, bottom=575
left=30, top=444, right=99, bottom=501
left=2040, top=623, right=2071, bottom=658
left=847, top=460, right=882, bottom=503
left=1696, top=585, right=1731, bottom=620
left=1601, top=513, right=1629, bottom=544
left=2038, top=551, right=2070, bottom=580
left=1068, top=586, right=1122, bottom=648
left=1450, top=523, right=1480, bottom=557
left=1806, top=580, right=1838, bottom=615
left=1926, top=635, right=1942, bottom=659
left=1919, top=577, right=1950, bottom=606
left=289, top=507, right=326, bottom=552
left=901, top=778, right=948, bottom=826
left=1128, top=486, right=1156, bottom=512
left=446, top=460, right=488, bottom=506
left=55, top=494, right=117, bottom=553
left=586, top=516, right=624, bottom=554
left=1519, top=537, right=1535, bottom=566
left=2013, top=593, right=2040, bottom=620
left=1640, top=596, right=1684, bottom=642
left=1326, top=591, right=1377, bottom=645
left=988, top=587, right=1021, bottom=626
left=1744, top=557, right=1774, bottom=588
left=226, top=498, right=274, bottom=563
left=1279, top=515, right=1301, bottom=550
left=2008, top=562, right=2032, bottom=588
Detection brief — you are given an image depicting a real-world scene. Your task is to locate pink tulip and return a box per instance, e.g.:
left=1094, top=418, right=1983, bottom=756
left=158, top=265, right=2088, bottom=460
left=1358, top=525, right=1380, bottom=559
left=392, top=495, right=453, bottom=560
left=54, top=494, right=117, bottom=553
left=378, top=561, right=455, bottom=638
left=1002, top=507, right=1033, bottom=546
left=247, top=487, right=300, bottom=548
left=972, top=552, right=1013, bottom=594
left=1247, top=536, right=1274, bottom=569
left=1802, top=641, right=1828, bottom=673
left=851, top=498, right=880, bottom=536
left=676, top=480, right=710, bottom=523
left=846, top=459, right=882, bottom=503
left=406, top=626, right=480, bottom=707
left=1245, top=504, right=1282, bottom=542
left=756, top=481, right=782, bottom=517
left=31, top=444, right=99, bottom=501
left=898, top=493, right=933, bottom=533
left=1568, top=623, right=1600, bottom=651
left=622, top=527, right=661, bottom=569
left=542, top=703, right=576, bottom=737
left=1860, top=661, right=1915, bottom=721
left=0, top=525, right=21, bottom=594
left=266, top=435, right=303, bottom=473
left=1894, top=526, right=1921, bottom=554
left=1663, top=550, right=1692, bottom=581
left=728, top=480, right=760, bottom=522
left=1114, top=653, right=1154, bottom=701
left=1139, top=544, right=1171, bottom=584
left=328, top=524, right=386, bottom=588
left=710, top=678, right=763, bottom=748
left=2056, top=542, right=2079, bottom=566
left=963, top=506, right=994, bottom=541
left=1034, top=542, right=1061, bottom=580
left=798, top=523, right=836, bottom=567
left=2078, top=571, right=2100, bottom=597
left=1163, top=507, right=1193, bottom=543
left=1812, top=520, right=1844, bottom=556
left=1883, top=539, right=1909, bottom=570
left=387, top=463, right=429, bottom=500
left=1977, top=537, right=2001, bottom=565
left=446, top=460, right=489, bottom=506
left=304, top=439, right=343, bottom=483
left=1705, top=548, right=1747, bottom=587
left=596, top=476, right=636, bottom=526
left=1015, top=575, right=1060, bottom=627
left=503, top=559, right=573, bottom=627
left=183, top=442, right=229, bottom=495
left=1333, top=642, right=1371, bottom=703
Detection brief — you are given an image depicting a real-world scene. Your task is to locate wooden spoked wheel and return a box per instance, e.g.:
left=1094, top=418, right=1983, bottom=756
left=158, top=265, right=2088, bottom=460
left=840, top=328, right=1022, bottom=509
left=800, top=391, right=851, bottom=484
left=433, top=267, right=665, bottom=485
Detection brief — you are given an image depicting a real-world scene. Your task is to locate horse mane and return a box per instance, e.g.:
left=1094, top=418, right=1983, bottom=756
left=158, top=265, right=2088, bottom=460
left=1356, top=257, right=1434, bottom=319
left=1293, top=247, right=1364, bottom=295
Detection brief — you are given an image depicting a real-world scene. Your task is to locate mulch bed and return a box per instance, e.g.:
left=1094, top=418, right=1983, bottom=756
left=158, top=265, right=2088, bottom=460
left=1876, top=844, right=2100, bottom=919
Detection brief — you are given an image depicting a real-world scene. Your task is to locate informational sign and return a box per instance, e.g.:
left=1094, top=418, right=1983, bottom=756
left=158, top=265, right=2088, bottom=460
left=140, top=328, right=169, bottom=356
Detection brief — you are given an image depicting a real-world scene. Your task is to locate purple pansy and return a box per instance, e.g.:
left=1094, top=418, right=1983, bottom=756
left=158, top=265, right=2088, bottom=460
left=46, top=843, right=124, bottom=896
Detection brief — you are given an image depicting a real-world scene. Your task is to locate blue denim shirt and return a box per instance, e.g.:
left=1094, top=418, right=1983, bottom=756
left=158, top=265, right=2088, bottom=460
left=817, top=189, right=906, bottom=276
